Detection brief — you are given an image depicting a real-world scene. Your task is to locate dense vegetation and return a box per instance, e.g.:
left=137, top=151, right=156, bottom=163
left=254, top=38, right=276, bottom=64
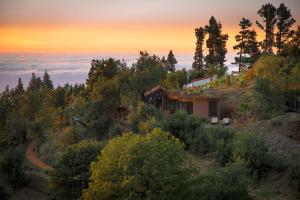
left=0, top=2, right=300, bottom=200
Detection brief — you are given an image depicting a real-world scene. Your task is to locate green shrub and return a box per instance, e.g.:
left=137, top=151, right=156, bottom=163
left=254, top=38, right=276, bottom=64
left=209, top=126, right=235, bottom=165
left=189, top=128, right=212, bottom=154
left=83, top=128, right=190, bottom=200
left=234, top=133, right=270, bottom=177
left=254, top=78, right=286, bottom=118
left=128, top=102, right=162, bottom=133
left=289, top=151, right=300, bottom=192
left=240, top=80, right=248, bottom=87
left=0, top=184, right=8, bottom=200
left=189, top=126, right=235, bottom=165
left=0, top=147, right=26, bottom=190
left=138, top=117, right=158, bottom=135
left=190, top=163, right=251, bottom=200
left=236, top=101, right=255, bottom=117
left=163, top=111, right=205, bottom=145
left=49, top=140, right=105, bottom=200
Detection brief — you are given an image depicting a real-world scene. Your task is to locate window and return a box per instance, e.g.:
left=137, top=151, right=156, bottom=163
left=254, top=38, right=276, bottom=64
left=167, top=100, right=176, bottom=110
left=209, top=101, right=218, bottom=116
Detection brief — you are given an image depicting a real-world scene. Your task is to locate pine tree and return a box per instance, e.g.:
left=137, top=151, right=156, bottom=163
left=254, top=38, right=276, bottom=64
left=233, top=18, right=260, bottom=71
left=281, top=26, right=300, bottom=57
left=166, top=50, right=177, bottom=72
left=256, top=3, right=277, bottom=53
left=28, top=72, right=42, bottom=91
left=275, top=3, right=296, bottom=53
left=15, top=78, right=24, bottom=94
left=28, top=72, right=37, bottom=91
left=233, top=18, right=252, bottom=71
left=193, top=27, right=205, bottom=71
left=289, top=26, right=300, bottom=48
left=42, top=70, right=54, bottom=89
left=205, top=16, right=228, bottom=70
left=3, top=85, right=10, bottom=97
left=248, top=30, right=261, bottom=65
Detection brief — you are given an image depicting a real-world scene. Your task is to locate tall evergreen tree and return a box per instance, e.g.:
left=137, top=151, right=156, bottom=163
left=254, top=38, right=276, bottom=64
left=275, top=3, right=296, bottom=53
left=233, top=18, right=252, bottom=71
left=161, top=56, right=167, bottom=64
left=193, top=27, right=205, bottom=71
left=256, top=3, right=277, bottom=53
left=248, top=30, right=261, bottom=65
left=166, top=50, right=177, bottom=72
left=42, top=70, right=54, bottom=89
left=205, top=16, right=228, bottom=70
left=289, top=26, right=300, bottom=48
left=28, top=72, right=42, bottom=91
left=86, top=58, right=126, bottom=92
left=281, top=26, right=300, bottom=57
left=15, top=78, right=24, bottom=95
left=233, top=18, right=260, bottom=71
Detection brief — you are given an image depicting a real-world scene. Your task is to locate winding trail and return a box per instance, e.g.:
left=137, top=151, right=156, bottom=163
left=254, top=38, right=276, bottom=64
left=26, top=140, right=54, bottom=171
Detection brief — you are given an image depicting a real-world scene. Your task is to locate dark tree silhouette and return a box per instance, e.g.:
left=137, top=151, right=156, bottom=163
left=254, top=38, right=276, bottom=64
left=248, top=30, right=261, bottom=65
left=256, top=3, right=277, bottom=53
left=166, top=50, right=177, bottom=72
left=28, top=72, right=42, bottom=91
left=233, top=18, right=252, bottom=71
left=205, top=16, right=228, bottom=71
left=42, top=70, right=54, bottom=89
left=275, top=3, right=296, bottom=53
left=233, top=18, right=260, bottom=71
left=193, top=27, right=205, bottom=71
left=15, top=78, right=24, bottom=95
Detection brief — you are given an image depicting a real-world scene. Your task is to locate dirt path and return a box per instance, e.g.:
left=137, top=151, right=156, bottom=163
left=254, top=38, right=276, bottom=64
left=26, top=140, right=54, bottom=171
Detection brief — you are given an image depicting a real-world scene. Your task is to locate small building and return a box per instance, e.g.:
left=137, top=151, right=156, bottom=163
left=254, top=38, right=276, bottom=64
left=185, top=74, right=217, bottom=88
left=144, top=85, right=220, bottom=119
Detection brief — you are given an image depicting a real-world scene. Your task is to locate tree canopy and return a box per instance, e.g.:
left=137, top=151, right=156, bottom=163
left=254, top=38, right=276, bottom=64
left=83, top=128, right=190, bottom=200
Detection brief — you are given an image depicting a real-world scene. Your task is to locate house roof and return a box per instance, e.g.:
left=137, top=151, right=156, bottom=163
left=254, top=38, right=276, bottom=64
left=144, top=85, right=169, bottom=96
left=144, top=85, right=220, bottom=102
left=191, top=75, right=216, bottom=83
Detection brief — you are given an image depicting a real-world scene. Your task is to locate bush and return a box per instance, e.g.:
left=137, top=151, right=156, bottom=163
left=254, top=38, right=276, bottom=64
left=189, top=128, right=211, bottom=154
left=0, top=147, right=26, bottom=190
left=189, top=126, right=235, bottom=165
left=0, top=184, right=8, bottom=200
left=234, top=133, right=270, bottom=177
left=209, top=126, right=235, bottom=165
left=190, top=163, right=251, bottom=200
left=49, top=140, right=105, bottom=200
left=28, top=121, right=44, bottom=142
left=83, top=128, right=190, bottom=200
left=163, top=111, right=205, bottom=145
left=128, top=102, right=162, bottom=133
left=289, top=151, right=300, bottom=192
left=250, top=54, right=300, bottom=118
left=138, top=117, right=158, bottom=135
left=253, top=78, right=285, bottom=118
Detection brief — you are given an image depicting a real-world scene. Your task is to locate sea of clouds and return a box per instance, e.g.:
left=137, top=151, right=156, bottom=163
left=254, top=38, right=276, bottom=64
left=0, top=52, right=237, bottom=91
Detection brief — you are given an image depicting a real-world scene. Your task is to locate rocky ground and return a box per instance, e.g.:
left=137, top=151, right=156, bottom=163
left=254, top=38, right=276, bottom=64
left=254, top=112, right=300, bottom=155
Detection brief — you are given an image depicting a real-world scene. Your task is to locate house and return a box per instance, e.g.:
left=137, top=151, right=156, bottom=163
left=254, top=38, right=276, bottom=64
left=144, top=85, right=220, bottom=119
left=185, top=74, right=217, bottom=88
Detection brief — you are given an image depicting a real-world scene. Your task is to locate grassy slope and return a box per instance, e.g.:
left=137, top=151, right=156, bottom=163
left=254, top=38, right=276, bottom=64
left=189, top=79, right=300, bottom=199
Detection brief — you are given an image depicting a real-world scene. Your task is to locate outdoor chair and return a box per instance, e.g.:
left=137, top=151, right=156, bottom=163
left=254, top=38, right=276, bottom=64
left=211, top=117, right=219, bottom=125
left=222, top=118, right=230, bottom=125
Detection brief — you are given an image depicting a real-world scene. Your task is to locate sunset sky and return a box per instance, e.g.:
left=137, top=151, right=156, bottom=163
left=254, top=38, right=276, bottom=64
left=1, top=0, right=299, bottom=54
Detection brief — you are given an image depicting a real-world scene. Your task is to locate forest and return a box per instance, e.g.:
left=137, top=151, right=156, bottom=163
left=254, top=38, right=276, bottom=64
left=0, top=2, right=300, bottom=200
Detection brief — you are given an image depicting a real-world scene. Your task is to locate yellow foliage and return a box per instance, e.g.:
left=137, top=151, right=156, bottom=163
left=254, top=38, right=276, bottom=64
left=251, top=54, right=292, bottom=91
left=83, top=128, right=185, bottom=200
left=252, top=55, right=286, bottom=84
